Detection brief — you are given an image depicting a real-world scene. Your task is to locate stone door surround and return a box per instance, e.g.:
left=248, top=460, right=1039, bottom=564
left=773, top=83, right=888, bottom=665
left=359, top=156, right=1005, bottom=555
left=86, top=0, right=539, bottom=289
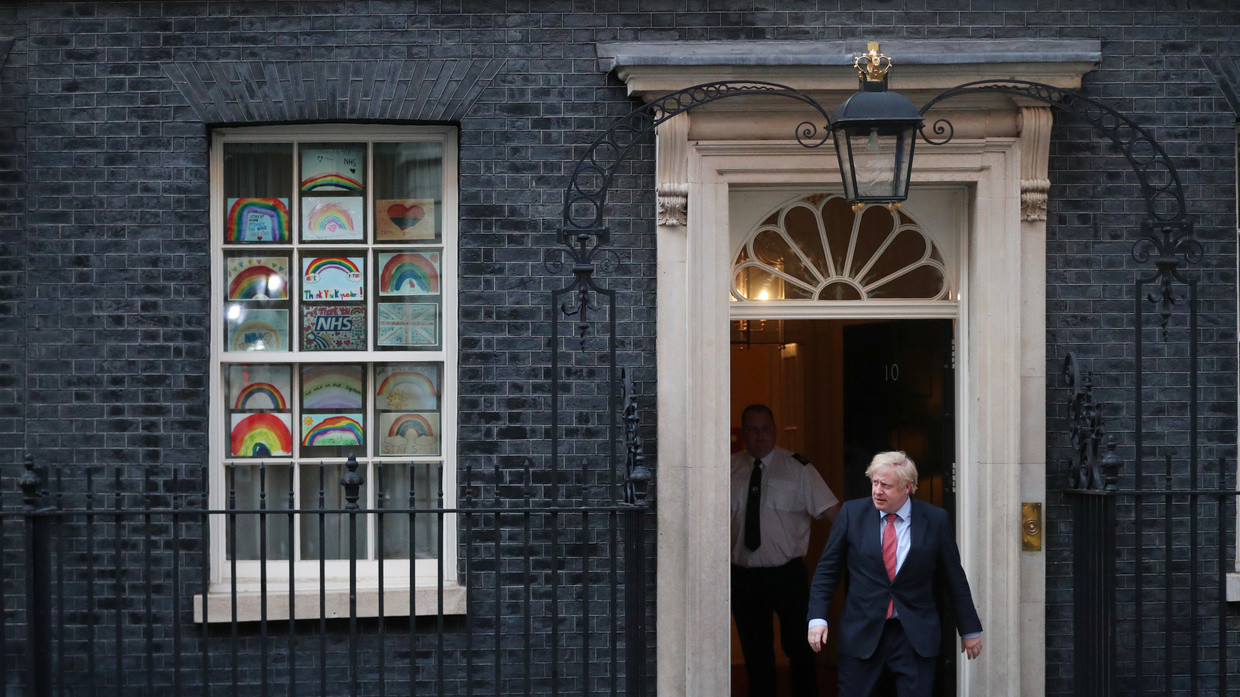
left=596, top=38, right=1100, bottom=697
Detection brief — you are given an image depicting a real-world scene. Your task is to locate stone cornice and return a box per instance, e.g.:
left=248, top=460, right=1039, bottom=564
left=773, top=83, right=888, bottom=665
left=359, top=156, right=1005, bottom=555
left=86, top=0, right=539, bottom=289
left=597, top=39, right=1100, bottom=108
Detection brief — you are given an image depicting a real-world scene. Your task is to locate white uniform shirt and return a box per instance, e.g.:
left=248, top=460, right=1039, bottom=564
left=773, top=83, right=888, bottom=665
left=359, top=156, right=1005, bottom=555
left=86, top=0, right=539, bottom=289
left=730, top=446, right=839, bottom=568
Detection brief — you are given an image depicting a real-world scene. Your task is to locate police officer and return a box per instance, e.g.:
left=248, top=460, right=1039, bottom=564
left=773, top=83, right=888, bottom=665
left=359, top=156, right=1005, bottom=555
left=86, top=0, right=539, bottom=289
left=731, top=403, right=841, bottom=697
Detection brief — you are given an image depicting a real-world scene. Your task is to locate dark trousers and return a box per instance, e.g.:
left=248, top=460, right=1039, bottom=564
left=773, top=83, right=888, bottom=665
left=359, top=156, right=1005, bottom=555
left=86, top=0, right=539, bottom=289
left=838, top=618, right=936, bottom=697
left=731, top=559, right=818, bottom=697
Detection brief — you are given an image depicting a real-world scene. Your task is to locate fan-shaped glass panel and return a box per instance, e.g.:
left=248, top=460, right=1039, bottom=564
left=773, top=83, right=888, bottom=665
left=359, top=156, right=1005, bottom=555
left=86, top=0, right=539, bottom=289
left=731, top=193, right=951, bottom=302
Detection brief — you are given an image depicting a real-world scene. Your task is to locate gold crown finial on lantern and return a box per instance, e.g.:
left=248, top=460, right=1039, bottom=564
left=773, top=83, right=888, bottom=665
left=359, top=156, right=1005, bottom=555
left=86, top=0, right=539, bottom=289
left=854, top=41, right=892, bottom=82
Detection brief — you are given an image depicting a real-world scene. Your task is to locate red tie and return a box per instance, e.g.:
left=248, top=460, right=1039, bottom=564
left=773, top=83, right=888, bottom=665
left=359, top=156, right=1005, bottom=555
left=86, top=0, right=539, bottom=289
left=883, top=513, right=898, bottom=619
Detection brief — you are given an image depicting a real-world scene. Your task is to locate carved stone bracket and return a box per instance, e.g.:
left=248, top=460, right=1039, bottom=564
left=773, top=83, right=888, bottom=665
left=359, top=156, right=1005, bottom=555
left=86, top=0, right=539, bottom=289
left=657, top=183, right=689, bottom=227
left=656, top=115, right=691, bottom=228
left=1020, top=178, right=1050, bottom=222
left=1019, top=107, right=1053, bottom=222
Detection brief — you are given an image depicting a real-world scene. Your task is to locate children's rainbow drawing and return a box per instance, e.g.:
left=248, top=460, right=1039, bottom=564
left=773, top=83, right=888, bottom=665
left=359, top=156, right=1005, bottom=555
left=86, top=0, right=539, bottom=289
left=227, top=261, right=289, bottom=300
left=301, top=364, right=364, bottom=409
left=300, top=147, right=364, bottom=192
left=376, top=367, right=439, bottom=410
left=386, top=413, right=435, bottom=438
left=226, top=198, right=290, bottom=243
left=228, top=310, right=289, bottom=352
left=233, top=382, right=288, bottom=410
left=301, top=174, right=363, bottom=192
left=228, top=365, right=290, bottom=407
left=230, top=412, right=293, bottom=457
left=379, top=253, right=440, bottom=295
left=302, top=197, right=363, bottom=241
left=379, top=412, right=440, bottom=455
left=302, top=256, right=364, bottom=301
left=301, top=414, right=364, bottom=447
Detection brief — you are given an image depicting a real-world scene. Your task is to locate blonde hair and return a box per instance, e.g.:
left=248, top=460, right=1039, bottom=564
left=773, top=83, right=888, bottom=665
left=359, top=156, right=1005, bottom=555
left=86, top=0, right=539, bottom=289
left=864, top=451, right=919, bottom=493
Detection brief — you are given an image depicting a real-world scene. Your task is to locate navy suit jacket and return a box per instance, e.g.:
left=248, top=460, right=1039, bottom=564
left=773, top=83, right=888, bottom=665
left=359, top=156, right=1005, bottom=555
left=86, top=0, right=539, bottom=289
left=807, top=497, right=982, bottom=659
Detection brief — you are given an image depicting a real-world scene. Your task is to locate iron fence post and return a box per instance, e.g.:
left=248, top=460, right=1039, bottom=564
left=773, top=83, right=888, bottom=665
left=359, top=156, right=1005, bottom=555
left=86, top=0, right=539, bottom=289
left=623, top=507, right=645, bottom=697
left=19, top=453, right=51, bottom=697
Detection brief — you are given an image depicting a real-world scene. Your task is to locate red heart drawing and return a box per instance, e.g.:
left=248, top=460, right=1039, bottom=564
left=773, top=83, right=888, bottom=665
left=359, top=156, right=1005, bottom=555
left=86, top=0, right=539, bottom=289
left=387, top=203, right=425, bottom=230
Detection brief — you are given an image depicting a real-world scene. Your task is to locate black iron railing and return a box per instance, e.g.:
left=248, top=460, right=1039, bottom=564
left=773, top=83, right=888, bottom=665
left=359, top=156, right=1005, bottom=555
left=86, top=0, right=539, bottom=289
left=1067, top=463, right=1236, bottom=696
left=8, top=450, right=650, bottom=697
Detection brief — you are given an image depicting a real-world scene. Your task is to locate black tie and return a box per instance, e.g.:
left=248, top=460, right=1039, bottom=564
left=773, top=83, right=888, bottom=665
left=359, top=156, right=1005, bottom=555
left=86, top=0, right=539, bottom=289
left=744, top=458, right=763, bottom=551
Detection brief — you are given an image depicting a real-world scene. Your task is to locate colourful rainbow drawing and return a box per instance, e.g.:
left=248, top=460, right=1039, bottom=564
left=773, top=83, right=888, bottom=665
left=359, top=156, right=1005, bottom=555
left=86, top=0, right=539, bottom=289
left=387, top=413, right=435, bottom=438
left=302, top=415, right=364, bottom=447
left=230, top=412, right=293, bottom=457
left=376, top=370, right=438, bottom=409
left=301, top=173, right=362, bottom=192
left=379, top=253, right=440, bottom=294
left=233, top=382, right=288, bottom=410
left=301, top=365, right=363, bottom=409
left=304, top=256, right=362, bottom=281
left=228, top=264, right=288, bottom=300
left=226, top=198, right=290, bottom=242
left=305, top=201, right=356, bottom=236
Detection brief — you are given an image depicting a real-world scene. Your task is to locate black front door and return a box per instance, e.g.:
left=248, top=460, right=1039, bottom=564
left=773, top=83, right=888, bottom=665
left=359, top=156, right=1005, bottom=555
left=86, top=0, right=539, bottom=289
left=842, top=318, right=957, bottom=697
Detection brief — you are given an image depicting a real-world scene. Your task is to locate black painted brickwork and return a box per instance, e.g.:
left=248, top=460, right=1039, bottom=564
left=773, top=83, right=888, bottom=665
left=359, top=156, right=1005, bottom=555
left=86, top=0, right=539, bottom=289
left=2, top=1, right=1240, bottom=695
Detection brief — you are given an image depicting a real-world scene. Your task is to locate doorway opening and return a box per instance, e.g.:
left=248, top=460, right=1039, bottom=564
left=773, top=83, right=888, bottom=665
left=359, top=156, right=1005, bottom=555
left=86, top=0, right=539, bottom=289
left=729, top=317, right=958, bottom=697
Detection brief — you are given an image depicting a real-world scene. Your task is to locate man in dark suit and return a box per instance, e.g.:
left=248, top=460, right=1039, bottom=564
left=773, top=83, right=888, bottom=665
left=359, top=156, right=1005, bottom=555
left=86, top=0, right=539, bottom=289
left=806, top=451, right=982, bottom=696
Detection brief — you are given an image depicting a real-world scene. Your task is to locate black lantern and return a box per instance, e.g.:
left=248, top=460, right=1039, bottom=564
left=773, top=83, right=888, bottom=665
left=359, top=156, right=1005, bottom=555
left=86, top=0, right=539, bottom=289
left=831, top=43, right=924, bottom=209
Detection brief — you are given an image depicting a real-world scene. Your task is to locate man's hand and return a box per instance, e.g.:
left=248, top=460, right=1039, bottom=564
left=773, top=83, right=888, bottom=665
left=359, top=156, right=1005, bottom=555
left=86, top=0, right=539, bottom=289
left=807, top=625, right=829, bottom=653
left=961, top=635, right=982, bottom=659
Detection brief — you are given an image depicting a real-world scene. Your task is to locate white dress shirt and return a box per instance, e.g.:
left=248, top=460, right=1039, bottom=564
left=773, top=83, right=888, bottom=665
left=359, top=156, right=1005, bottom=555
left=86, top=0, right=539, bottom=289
left=730, top=446, right=839, bottom=568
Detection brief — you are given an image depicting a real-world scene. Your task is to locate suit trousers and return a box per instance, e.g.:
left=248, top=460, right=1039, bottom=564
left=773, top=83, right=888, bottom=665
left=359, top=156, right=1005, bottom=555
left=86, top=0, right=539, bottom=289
left=731, top=559, right=818, bottom=697
left=837, top=617, right=936, bottom=697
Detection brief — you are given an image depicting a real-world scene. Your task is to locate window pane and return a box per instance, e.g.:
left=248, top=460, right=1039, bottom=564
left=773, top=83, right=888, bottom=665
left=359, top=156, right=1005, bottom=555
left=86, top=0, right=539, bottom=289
left=375, top=363, right=441, bottom=456
left=300, top=143, right=367, bottom=243
left=300, top=144, right=365, bottom=193
left=373, top=142, right=443, bottom=244
left=227, top=464, right=292, bottom=560
left=375, top=250, right=442, bottom=350
left=226, top=254, right=290, bottom=301
left=226, top=305, right=290, bottom=353
left=224, top=254, right=293, bottom=354
left=300, top=463, right=368, bottom=561
left=299, top=364, right=366, bottom=459
left=223, top=143, right=293, bottom=244
left=301, top=252, right=367, bottom=350
left=301, top=196, right=364, bottom=242
left=227, top=365, right=293, bottom=458
left=377, top=461, right=441, bottom=560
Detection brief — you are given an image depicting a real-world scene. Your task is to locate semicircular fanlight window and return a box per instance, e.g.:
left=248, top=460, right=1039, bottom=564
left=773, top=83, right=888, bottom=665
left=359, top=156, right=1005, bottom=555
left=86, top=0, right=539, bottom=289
left=731, top=193, right=951, bottom=302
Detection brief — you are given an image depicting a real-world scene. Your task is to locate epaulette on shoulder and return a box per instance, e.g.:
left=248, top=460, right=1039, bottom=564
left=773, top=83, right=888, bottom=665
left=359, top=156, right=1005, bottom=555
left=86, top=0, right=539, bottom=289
left=791, top=453, right=811, bottom=466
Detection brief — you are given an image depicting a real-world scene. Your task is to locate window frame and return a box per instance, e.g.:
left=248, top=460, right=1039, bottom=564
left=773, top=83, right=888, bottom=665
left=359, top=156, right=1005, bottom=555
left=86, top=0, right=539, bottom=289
left=1232, top=123, right=1240, bottom=600
left=206, top=124, right=460, bottom=594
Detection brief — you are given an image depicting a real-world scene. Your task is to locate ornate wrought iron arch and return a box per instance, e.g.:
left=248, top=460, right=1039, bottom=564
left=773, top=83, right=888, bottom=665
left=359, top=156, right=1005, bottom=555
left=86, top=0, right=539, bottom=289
left=916, top=79, right=1201, bottom=333
left=561, top=81, right=834, bottom=232
left=552, top=76, right=1202, bottom=499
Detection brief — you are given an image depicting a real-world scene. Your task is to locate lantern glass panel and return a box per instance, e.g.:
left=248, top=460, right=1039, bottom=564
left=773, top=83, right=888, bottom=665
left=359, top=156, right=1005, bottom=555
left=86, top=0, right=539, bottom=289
left=838, top=124, right=916, bottom=202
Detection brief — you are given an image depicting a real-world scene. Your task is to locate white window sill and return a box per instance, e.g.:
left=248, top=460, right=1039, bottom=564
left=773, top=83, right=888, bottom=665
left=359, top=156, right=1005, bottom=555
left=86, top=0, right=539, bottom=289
left=1228, top=573, right=1240, bottom=602
left=194, top=581, right=466, bottom=623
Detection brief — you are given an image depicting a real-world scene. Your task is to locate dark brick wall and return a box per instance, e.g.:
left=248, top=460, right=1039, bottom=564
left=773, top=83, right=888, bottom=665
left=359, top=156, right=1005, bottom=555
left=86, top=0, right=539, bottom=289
left=0, top=9, right=25, bottom=473
left=1, top=1, right=1238, bottom=695
left=0, top=4, right=27, bottom=688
